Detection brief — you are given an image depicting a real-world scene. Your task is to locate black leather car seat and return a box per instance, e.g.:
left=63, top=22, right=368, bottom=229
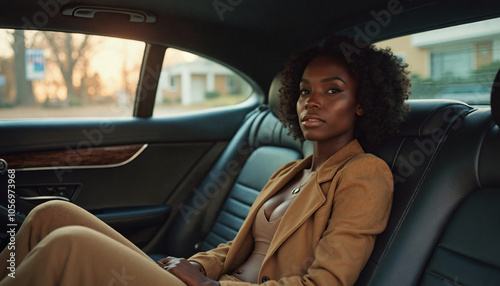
left=356, top=99, right=473, bottom=285
left=363, top=69, right=500, bottom=285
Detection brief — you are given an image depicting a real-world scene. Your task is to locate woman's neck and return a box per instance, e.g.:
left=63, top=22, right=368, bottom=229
left=310, top=135, right=354, bottom=171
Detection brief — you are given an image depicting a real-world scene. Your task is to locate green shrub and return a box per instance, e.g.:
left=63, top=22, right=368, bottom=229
left=205, top=91, right=220, bottom=99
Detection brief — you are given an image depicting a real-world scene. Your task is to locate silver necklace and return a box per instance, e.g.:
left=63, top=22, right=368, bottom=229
left=291, top=170, right=316, bottom=194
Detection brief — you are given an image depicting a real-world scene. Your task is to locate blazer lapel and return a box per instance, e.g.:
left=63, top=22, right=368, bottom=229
left=266, top=173, right=326, bottom=258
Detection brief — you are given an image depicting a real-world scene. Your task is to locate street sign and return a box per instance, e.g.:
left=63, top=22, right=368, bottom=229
left=26, top=48, right=45, bottom=81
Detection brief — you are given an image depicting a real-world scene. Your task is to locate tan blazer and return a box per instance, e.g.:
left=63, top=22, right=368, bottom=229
left=189, top=140, right=393, bottom=286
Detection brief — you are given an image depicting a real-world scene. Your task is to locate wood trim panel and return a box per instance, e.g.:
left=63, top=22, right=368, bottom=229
left=1, top=144, right=146, bottom=169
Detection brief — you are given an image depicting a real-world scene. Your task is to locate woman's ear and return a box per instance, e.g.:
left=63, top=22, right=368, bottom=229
left=356, top=104, right=365, bottom=116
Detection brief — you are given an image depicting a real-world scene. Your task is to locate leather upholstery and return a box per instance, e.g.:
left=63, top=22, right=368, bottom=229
left=365, top=108, right=498, bottom=285
left=199, top=145, right=301, bottom=251
left=490, top=68, right=500, bottom=126
left=362, top=71, right=500, bottom=285
left=267, top=74, right=282, bottom=118
left=422, top=188, right=500, bottom=285
left=419, top=110, right=500, bottom=285
left=356, top=100, right=473, bottom=285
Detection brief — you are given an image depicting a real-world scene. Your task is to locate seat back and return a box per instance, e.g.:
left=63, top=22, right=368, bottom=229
left=419, top=71, right=500, bottom=285
left=356, top=99, right=473, bottom=284
left=364, top=69, right=500, bottom=285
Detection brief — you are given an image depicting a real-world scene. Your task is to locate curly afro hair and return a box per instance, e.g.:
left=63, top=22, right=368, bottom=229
left=278, top=36, right=411, bottom=150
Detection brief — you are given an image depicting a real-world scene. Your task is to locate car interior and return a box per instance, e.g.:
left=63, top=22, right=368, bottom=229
left=1, top=0, right=500, bottom=285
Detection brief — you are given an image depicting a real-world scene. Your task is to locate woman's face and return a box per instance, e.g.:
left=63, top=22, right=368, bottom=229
left=296, top=56, right=363, bottom=144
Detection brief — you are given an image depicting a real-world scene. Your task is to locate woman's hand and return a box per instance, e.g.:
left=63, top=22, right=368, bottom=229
left=157, top=257, right=219, bottom=286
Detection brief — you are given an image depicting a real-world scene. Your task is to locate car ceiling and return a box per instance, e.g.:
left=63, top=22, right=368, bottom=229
left=1, top=0, right=500, bottom=96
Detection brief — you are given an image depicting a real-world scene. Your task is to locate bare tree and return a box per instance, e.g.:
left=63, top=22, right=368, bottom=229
left=84, top=72, right=104, bottom=103
left=43, top=32, right=92, bottom=105
left=0, top=56, right=14, bottom=105
left=9, top=30, right=36, bottom=106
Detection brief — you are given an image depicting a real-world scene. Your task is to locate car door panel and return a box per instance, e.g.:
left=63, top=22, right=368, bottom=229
left=0, top=102, right=257, bottom=249
left=94, top=205, right=171, bottom=248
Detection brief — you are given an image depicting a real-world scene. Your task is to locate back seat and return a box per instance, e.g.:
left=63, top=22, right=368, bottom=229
left=356, top=99, right=473, bottom=284
left=162, top=70, right=499, bottom=285
left=363, top=70, right=500, bottom=285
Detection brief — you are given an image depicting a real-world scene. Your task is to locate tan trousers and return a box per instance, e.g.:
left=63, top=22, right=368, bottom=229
left=0, top=200, right=187, bottom=286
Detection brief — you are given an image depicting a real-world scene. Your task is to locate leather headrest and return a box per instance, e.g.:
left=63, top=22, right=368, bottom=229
left=491, top=68, right=500, bottom=126
left=398, top=100, right=472, bottom=137
left=268, top=74, right=282, bottom=118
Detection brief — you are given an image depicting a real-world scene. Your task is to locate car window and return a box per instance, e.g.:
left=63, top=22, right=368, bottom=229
left=153, top=48, right=253, bottom=117
left=376, top=17, right=500, bottom=105
left=0, top=29, right=145, bottom=119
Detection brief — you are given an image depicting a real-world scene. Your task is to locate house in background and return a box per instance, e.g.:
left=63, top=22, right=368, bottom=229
left=377, top=17, right=500, bottom=80
left=156, top=57, right=247, bottom=105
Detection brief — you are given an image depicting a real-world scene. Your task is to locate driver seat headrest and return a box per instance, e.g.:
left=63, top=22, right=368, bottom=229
left=268, top=74, right=282, bottom=118
left=491, top=68, right=500, bottom=126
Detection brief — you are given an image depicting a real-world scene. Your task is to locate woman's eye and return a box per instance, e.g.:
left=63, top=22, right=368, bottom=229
left=327, top=88, right=343, bottom=94
left=299, top=89, right=309, bottom=95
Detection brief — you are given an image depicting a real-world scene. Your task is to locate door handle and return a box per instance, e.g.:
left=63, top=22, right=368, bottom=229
left=15, top=184, right=81, bottom=202
left=19, top=195, right=70, bottom=202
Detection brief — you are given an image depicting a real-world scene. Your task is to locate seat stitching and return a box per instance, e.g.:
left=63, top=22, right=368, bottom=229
left=424, top=269, right=464, bottom=286
left=437, top=243, right=500, bottom=271
left=231, top=182, right=260, bottom=198
left=207, top=225, right=235, bottom=241
left=215, top=211, right=244, bottom=229
left=221, top=204, right=249, bottom=220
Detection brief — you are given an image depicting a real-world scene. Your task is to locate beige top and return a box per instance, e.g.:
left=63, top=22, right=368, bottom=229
left=231, top=204, right=283, bottom=283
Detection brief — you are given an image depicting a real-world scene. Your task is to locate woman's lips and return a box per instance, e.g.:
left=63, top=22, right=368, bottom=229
left=301, top=115, right=325, bottom=128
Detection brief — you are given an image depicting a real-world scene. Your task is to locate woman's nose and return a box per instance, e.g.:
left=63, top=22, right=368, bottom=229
left=305, top=93, right=321, bottom=110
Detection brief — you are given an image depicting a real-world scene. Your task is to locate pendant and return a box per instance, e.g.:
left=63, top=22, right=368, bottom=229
left=291, top=187, right=300, bottom=194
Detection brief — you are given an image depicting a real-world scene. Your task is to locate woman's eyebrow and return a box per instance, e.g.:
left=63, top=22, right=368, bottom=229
left=321, top=76, right=346, bottom=84
left=300, top=77, right=347, bottom=84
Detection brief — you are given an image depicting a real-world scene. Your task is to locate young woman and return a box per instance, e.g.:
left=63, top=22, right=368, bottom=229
left=0, top=36, right=410, bottom=286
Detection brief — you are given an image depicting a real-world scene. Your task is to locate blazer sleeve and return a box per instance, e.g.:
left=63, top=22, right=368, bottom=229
left=188, top=241, right=233, bottom=279
left=216, top=155, right=393, bottom=286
